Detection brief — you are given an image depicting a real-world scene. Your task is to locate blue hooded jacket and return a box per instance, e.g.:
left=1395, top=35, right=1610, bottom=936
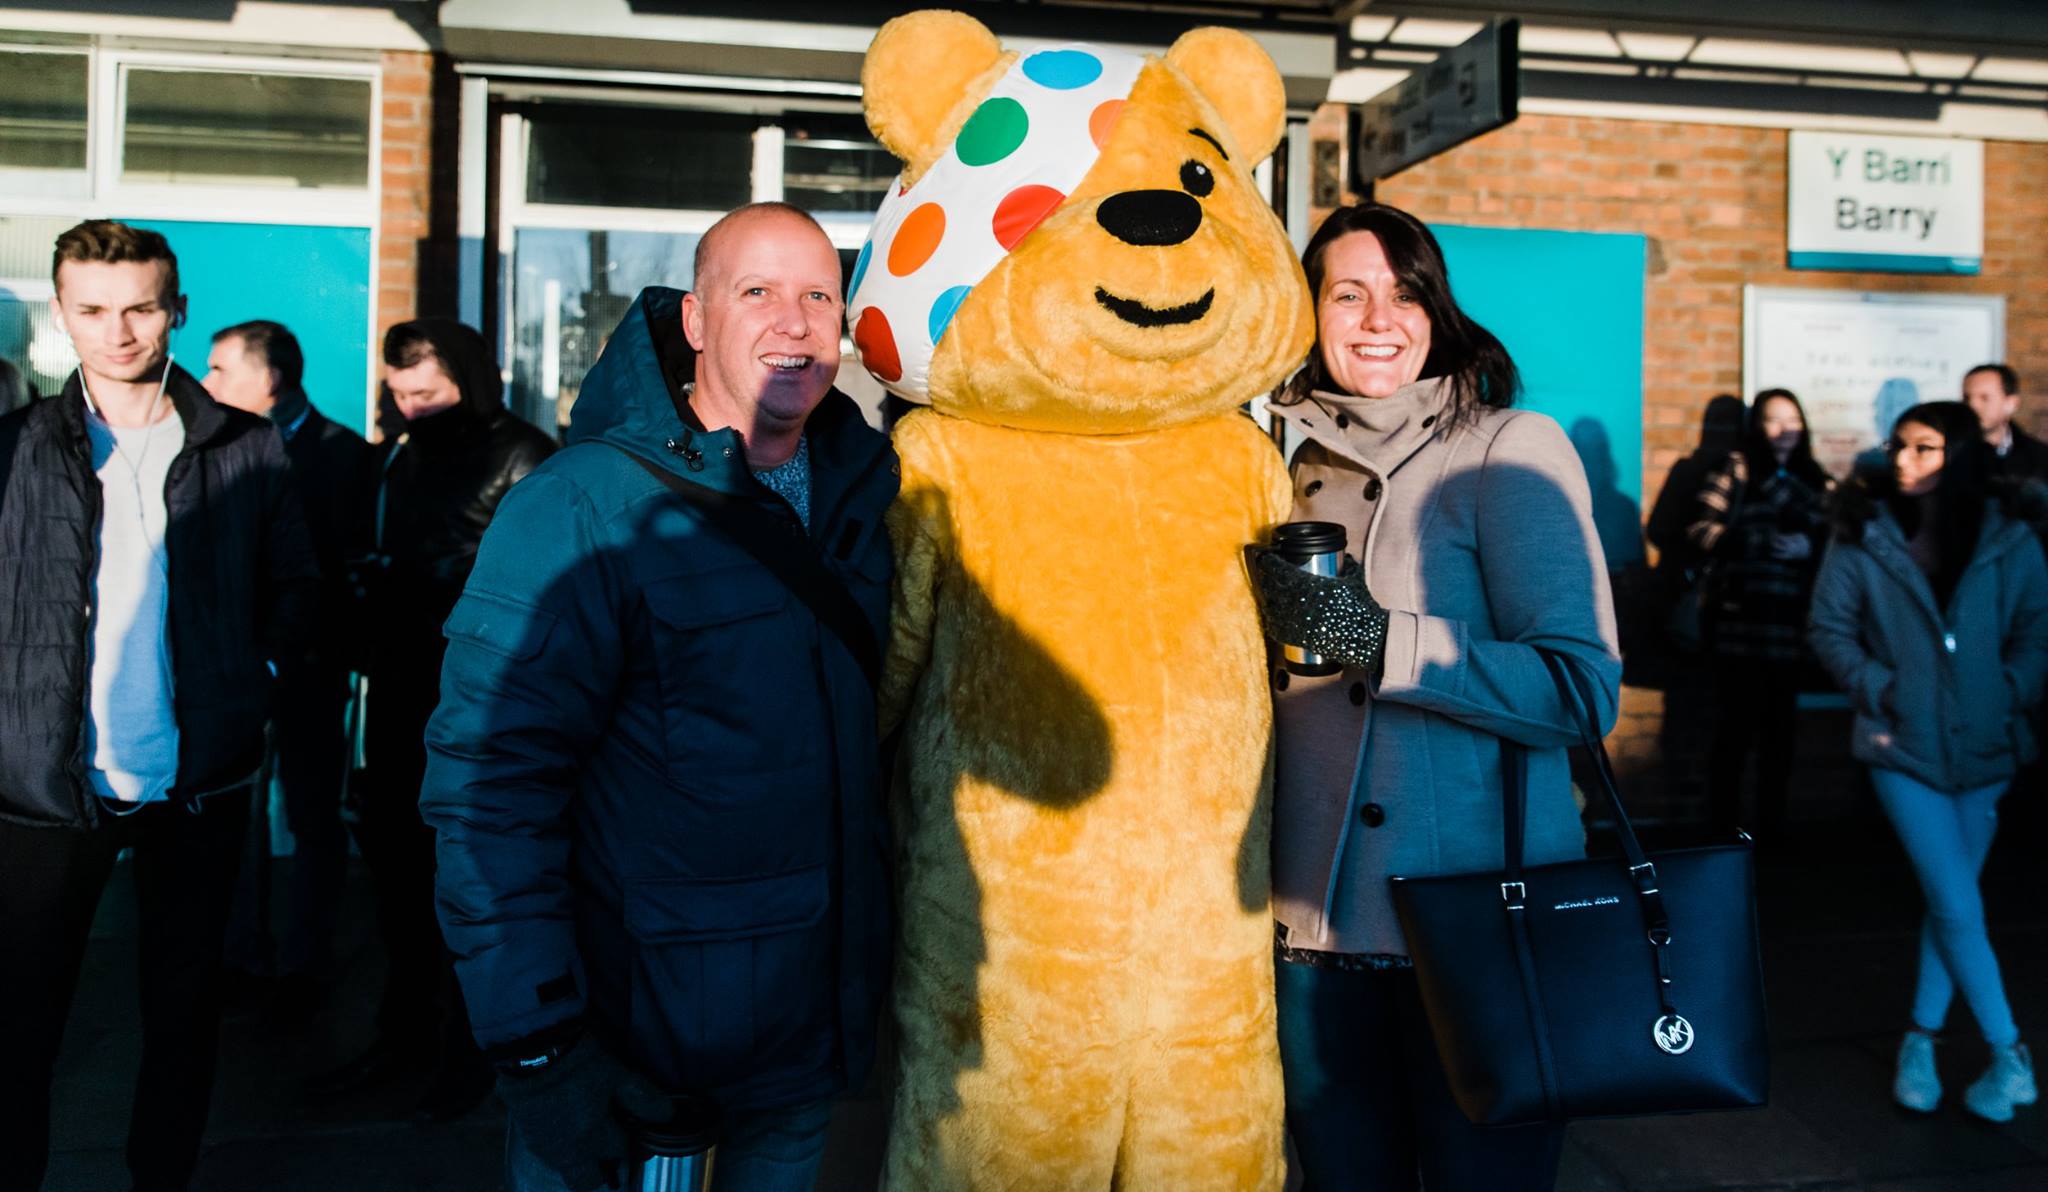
left=421, top=286, right=897, bottom=1112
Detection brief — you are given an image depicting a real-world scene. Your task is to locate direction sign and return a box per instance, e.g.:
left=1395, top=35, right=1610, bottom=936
left=1350, top=19, right=1519, bottom=187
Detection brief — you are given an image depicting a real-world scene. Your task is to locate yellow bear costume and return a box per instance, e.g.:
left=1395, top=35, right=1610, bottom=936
left=857, top=12, right=1312, bottom=1188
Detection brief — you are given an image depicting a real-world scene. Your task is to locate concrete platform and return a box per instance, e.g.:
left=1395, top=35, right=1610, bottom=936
left=41, top=785, right=2048, bottom=1191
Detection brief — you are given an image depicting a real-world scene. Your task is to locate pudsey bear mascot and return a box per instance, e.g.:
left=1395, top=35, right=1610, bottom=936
left=853, top=11, right=1313, bottom=1188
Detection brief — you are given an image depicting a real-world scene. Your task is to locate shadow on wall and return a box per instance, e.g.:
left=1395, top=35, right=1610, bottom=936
left=1570, top=416, right=1645, bottom=573
left=1852, top=377, right=1923, bottom=479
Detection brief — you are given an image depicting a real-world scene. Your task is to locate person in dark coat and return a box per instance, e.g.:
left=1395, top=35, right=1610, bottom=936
left=1964, top=363, right=2048, bottom=486
left=308, top=317, right=554, bottom=1119
left=0, top=220, right=317, bottom=1192
left=1686, top=388, right=1832, bottom=839
left=421, top=204, right=896, bottom=1192
left=1809, top=400, right=2048, bottom=1124
left=203, top=319, right=373, bottom=1006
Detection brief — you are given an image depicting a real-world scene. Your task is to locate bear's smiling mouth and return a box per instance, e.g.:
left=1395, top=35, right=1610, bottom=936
left=1094, top=286, right=1215, bottom=328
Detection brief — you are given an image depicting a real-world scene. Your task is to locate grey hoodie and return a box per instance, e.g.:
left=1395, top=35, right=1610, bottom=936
left=1807, top=502, right=2048, bottom=793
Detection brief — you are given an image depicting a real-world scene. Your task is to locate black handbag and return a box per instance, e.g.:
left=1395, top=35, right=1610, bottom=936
left=1388, top=652, right=1769, bottom=1125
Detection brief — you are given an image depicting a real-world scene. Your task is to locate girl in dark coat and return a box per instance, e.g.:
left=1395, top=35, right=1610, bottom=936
left=1808, top=401, right=2048, bottom=1123
left=1686, top=389, right=1831, bottom=838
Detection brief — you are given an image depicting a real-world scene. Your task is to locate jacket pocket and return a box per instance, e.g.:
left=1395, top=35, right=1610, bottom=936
left=642, top=571, right=826, bottom=792
left=621, top=866, right=835, bottom=1093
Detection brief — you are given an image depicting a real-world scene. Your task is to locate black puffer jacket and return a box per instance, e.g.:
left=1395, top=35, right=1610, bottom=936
left=0, top=367, right=319, bottom=829
left=284, top=405, right=374, bottom=673
left=370, top=321, right=556, bottom=659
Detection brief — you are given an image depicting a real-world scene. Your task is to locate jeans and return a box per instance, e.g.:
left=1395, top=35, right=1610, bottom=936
left=0, top=794, right=249, bottom=1192
left=1276, top=952, right=1564, bottom=1192
left=1868, top=768, right=2019, bottom=1046
left=505, top=1097, right=833, bottom=1192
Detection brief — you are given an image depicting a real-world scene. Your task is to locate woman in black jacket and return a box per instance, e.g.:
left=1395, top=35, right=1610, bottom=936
left=1686, top=388, right=1831, bottom=839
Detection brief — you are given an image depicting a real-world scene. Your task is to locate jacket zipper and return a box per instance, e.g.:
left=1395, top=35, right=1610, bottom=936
left=66, top=402, right=103, bottom=828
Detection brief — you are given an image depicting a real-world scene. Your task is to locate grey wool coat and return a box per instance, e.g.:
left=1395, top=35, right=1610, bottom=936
left=1268, top=378, right=1622, bottom=955
left=1807, top=501, right=2048, bottom=793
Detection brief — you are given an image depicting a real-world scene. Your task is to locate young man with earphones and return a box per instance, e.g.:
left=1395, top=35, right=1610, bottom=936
left=0, top=219, right=319, bottom=1192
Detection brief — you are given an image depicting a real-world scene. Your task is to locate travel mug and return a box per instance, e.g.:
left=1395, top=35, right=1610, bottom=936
left=1270, top=520, right=1348, bottom=677
left=623, top=1094, right=722, bottom=1192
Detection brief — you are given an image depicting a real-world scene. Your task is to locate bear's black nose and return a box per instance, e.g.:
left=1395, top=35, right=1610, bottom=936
left=1095, top=190, right=1203, bottom=247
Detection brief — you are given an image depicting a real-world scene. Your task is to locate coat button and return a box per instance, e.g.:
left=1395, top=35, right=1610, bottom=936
left=1360, top=802, right=1386, bottom=827
left=1349, top=682, right=1366, bottom=706
left=1304, top=479, right=1323, bottom=496
left=1363, top=477, right=1383, bottom=501
left=1335, top=413, right=1350, bottom=429
left=1273, top=668, right=1290, bottom=691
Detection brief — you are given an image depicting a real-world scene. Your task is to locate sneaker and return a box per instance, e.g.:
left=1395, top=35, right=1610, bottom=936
left=1894, top=1030, right=1941, bottom=1113
left=1964, top=1042, right=2038, bottom=1123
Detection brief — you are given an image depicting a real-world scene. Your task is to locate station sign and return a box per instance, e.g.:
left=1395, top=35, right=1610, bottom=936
left=1350, top=19, right=1518, bottom=187
left=1787, top=130, right=1982, bottom=274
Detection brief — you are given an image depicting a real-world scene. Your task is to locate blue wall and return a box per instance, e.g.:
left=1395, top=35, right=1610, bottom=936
left=127, top=219, right=373, bottom=435
left=1432, top=224, right=1647, bottom=569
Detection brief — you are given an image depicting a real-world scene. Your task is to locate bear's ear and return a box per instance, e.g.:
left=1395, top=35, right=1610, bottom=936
left=862, top=11, right=1008, bottom=177
left=1165, top=27, right=1287, bottom=165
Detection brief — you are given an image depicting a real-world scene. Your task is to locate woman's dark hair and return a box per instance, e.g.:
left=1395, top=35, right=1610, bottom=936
left=1740, top=387, right=1827, bottom=488
left=1837, top=400, right=1992, bottom=609
left=1277, top=202, right=1518, bottom=423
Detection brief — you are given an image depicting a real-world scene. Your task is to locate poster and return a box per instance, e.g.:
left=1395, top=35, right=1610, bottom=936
left=1743, top=286, right=2004, bottom=477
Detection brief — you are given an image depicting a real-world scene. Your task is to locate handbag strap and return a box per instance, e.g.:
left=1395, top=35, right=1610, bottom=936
left=1503, top=652, right=1679, bottom=1020
left=1495, top=745, right=1567, bottom=1118
left=608, top=445, right=882, bottom=691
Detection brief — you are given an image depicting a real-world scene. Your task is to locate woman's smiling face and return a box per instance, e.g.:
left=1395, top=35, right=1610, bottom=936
left=1316, top=230, right=1432, bottom=399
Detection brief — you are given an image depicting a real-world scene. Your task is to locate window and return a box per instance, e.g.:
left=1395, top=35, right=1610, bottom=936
left=498, top=97, right=899, bottom=433
left=0, top=48, right=90, bottom=196
left=524, top=104, right=752, bottom=211
left=120, top=67, right=372, bottom=190
left=510, top=226, right=701, bottom=434
left=0, top=214, right=81, bottom=397
left=782, top=112, right=896, bottom=214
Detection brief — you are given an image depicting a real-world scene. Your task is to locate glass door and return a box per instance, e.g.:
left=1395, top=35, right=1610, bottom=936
left=497, top=96, right=892, bottom=436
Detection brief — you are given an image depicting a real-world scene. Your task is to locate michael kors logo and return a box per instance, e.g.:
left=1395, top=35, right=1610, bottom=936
left=1550, top=895, right=1621, bottom=911
left=1653, top=1014, right=1696, bottom=1055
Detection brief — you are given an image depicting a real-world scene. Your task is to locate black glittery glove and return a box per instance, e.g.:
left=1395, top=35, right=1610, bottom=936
left=495, top=1036, right=670, bottom=1192
left=1251, top=549, right=1392, bottom=675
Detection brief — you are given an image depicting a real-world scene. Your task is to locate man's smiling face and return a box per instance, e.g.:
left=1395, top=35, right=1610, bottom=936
left=683, top=207, right=844, bottom=436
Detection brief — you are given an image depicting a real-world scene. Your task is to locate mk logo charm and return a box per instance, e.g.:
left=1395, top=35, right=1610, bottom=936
left=1653, top=1014, right=1696, bottom=1056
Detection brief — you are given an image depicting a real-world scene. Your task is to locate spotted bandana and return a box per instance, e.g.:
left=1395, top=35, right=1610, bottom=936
left=849, top=43, right=1146, bottom=403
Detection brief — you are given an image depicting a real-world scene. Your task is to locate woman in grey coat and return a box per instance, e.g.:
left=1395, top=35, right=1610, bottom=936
left=1808, top=400, right=2048, bottom=1125
left=1251, top=202, right=1620, bottom=1191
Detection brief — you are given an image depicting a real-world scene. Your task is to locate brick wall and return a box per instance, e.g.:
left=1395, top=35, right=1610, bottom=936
left=1307, top=108, right=2048, bottom=820
left=374, top=49, right=435, bottom=430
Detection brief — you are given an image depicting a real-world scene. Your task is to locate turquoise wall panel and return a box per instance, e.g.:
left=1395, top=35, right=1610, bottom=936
left=125, top=219, right=372, bottom=435
left=1431, top=224, right=1647, bottom=570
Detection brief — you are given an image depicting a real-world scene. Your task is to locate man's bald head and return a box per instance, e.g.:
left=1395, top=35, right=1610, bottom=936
left=693, top=202, right=834, bottom=294
left=680, top=201, right=845, bottom=468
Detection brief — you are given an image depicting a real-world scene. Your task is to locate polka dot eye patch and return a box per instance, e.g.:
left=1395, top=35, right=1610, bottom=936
left=850, top=43, right=1147, bottom=403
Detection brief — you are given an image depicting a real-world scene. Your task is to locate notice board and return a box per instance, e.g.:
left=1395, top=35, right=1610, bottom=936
left=1743, top=286, right=2003, bottom=478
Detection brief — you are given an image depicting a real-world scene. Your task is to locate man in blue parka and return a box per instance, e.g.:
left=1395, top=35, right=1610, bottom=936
left=420, top=203, right=896, bottom=1192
